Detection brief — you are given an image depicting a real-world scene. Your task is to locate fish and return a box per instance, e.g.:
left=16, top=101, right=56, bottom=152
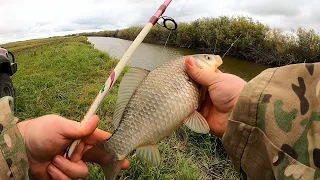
left=83, top=54, right=223, bottom=179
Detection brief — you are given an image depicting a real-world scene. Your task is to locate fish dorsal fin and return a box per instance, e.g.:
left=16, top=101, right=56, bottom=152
left=113, top=67, right=149, bottom=129
left=185, top=111, right=210, bottom=134
left=136, top=144, right=161, bottom=166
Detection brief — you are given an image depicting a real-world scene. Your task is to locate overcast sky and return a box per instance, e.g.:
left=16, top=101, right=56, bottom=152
left=1, top=0, right=320, bottom=44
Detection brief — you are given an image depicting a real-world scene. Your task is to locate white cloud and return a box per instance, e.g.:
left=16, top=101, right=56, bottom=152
left=0, top=0, right=320, bottom=44
left=237, top=0, right=301, bottom=17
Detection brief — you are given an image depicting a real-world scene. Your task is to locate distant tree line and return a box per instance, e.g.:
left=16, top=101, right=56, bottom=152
left=79, top=16, right=320, bottom=66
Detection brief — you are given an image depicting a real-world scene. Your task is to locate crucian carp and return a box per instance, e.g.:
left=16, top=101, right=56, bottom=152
left=83, top=54, right=223, bottom=179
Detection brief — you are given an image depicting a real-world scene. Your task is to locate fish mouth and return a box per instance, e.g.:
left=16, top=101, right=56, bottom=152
left=191, top=54, right=222, bottom=69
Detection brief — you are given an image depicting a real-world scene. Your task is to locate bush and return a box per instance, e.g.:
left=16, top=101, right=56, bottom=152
left=82, top=16, right=320, bottom=66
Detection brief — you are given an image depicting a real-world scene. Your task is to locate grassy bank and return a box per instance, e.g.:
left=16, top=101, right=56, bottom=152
left=80, top=16, right=320, bottom=66
left=2, top=37, right=239, bottom=179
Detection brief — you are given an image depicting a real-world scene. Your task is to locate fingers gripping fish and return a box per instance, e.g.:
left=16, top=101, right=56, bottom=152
left=83, top=54, right=223, bottom=179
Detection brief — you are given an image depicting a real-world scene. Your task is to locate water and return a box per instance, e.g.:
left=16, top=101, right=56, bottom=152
left=88, top=37, right=269, bottom=81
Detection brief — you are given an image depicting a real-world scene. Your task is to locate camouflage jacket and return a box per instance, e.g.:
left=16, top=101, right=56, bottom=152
left=222, top=63, right=320, bottom=179
left=0, top=96, right=29, bottom=180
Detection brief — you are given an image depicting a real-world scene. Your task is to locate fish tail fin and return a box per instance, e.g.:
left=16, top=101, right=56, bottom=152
left=82, top=143, right=124, bottom=180
left=102, top=158, right=124, bottom=180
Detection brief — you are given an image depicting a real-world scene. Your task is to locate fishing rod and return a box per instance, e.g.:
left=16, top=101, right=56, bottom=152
left=63, top=0, right=176, bottom=159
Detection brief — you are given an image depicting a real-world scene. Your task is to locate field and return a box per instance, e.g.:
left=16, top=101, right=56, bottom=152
left=2, top=37, right=240, bottom=179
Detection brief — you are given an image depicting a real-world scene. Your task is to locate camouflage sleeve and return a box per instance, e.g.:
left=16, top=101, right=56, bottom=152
left=222, top=63, right=320, bottom=179
left=0, top=96, right=30, bottom=180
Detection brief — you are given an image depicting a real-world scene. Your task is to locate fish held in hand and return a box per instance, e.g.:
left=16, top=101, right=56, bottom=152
left=83, top=54, right=223, bottom=179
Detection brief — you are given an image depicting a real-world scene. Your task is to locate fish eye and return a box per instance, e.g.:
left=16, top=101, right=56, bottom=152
left=204, top=55, right=210, bottom=60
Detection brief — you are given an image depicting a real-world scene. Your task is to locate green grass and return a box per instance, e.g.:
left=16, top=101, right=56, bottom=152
left=2, top=36, right=240, bottom=179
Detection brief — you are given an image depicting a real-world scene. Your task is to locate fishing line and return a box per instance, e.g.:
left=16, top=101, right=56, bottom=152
left=222, top=34, right=242, bottom=59
left=159, top=0, right=189, bottom=61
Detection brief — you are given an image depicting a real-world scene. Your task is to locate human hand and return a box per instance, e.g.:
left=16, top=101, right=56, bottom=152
left=17, top=115, right=130, bottom=180
left=0, top=47, right=8, bottom=56
left=185, top=56, right=247, bottom=138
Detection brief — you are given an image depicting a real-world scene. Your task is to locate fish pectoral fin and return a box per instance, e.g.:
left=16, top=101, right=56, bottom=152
left=185, top=111, right=210, bottom=134
left=136, top=144, right=161, bottom=166
left=113, top=67, right=149, bottom=129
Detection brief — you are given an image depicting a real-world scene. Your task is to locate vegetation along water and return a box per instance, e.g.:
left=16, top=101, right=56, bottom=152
left=80, top=16, right=320, bottom=66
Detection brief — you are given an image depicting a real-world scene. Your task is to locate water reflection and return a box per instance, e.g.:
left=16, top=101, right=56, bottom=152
left=88, top=37, right=269, bottom=81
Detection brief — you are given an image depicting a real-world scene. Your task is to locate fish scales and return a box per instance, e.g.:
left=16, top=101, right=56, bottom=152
left=108, top=57, right=199, bottom=159
left=82, top=54, right=223, bottom=179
